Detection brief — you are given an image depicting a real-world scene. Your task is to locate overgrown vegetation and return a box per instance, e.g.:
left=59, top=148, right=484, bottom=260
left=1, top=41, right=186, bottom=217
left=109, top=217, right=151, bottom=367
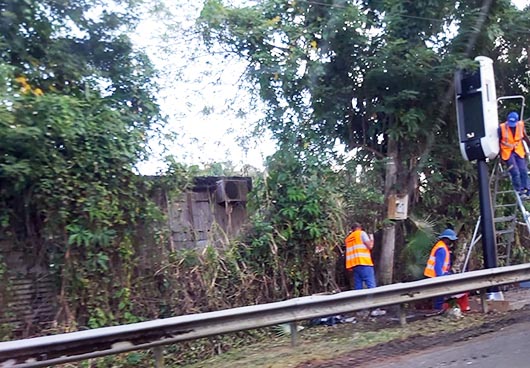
left=1, top=0, right=530, bottom=366
left=0, top=0, right=165, bottom=332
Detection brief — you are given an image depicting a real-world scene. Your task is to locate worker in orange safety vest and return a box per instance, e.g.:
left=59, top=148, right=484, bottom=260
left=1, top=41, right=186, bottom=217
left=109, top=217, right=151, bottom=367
left=424, top=228, right=458, bottom=310
left=344, top=222, right=376, bottom=290
left=498, top=111, right=530, bottom=199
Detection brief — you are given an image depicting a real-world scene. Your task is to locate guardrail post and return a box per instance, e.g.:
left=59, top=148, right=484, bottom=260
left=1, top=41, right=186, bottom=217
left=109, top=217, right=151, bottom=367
left=480, top=290, right=489, bottom=313
left=153, top=346, right=164, bottom=368
left=289, top=322, right=298, bottom=347
left=399, top=303, right=407, bottom=326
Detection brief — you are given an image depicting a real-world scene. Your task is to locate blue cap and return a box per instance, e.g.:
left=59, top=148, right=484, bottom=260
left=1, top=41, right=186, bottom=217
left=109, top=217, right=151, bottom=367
left=507, top=111, right=519, bottom=127
left=438, top=229, right=458, bottom=241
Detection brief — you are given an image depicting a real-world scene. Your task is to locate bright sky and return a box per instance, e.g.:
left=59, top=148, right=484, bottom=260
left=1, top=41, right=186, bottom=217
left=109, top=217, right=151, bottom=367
left=133, top=2, right=274, bottom=175
left=133, top=0, right=530, bottom=175
left=513, top=0, right=530, bottom=9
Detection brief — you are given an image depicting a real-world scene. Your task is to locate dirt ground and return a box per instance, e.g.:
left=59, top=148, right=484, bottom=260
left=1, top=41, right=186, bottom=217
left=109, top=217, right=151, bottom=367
left=296, top=307, right=530, bottom=367
left=295, top=288, right=530, bottom=368
left=184, top=287, right=530, bottom=368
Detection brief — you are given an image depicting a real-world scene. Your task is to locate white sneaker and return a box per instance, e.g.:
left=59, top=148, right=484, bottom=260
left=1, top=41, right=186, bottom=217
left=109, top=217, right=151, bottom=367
left=370, top=308, right=386, bottom=317
left=344, top=317, right=357, bottom=323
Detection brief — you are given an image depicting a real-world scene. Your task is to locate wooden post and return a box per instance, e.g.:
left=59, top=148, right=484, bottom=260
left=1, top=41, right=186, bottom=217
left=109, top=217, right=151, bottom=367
left=153, top=346, right=164, bottom=368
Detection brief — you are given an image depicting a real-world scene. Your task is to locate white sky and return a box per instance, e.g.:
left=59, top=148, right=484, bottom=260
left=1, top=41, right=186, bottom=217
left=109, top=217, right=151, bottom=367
left=133, top=1, right=274, bottom=175
left=513, top=0, right=530, bottom=9
left=133, top=0, right=530, bottom=175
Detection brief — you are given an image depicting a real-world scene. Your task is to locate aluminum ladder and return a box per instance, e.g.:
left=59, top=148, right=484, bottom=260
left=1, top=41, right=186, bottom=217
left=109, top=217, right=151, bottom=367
left=463, top=159, right=530, bottom=272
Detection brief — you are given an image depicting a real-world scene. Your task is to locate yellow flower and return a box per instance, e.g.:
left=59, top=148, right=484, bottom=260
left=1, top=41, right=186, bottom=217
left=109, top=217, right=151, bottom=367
left=33, top=88, right=44, bottom=96
left=15, top=76, right=32, bottom=94
left=15, top=76, right=28, bottom=86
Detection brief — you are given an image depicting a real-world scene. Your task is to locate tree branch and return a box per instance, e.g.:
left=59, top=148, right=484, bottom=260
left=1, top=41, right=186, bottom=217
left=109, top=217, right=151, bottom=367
left=418, top=0, right=495, bottom=171
left=349, top=143, right=386, bottom=159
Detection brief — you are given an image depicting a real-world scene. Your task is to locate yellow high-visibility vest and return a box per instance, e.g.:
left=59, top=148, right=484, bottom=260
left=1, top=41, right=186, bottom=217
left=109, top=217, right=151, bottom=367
left=500, top=121, right=526, bottom=160
left=345, top=229, right=373, bottom=269
left=424, top=240, right=450, bottom=278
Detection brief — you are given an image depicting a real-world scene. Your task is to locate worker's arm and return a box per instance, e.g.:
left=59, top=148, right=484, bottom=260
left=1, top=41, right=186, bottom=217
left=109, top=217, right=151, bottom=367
left=523, top=129, right=530, bottom=147
left=434, top=248, right=447, bottom=276
left=362, top=231, right=374, bottom=250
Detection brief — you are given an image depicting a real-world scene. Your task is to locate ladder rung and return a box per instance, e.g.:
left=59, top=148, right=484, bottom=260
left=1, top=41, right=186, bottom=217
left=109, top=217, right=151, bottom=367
left=495, top=171, right=511, bottom=178
left=494, top=216, right=516, bottom=222
left=496, top=240, right=513, bottom=245
left=495, top=230, right=515, bottom=235
left=495, top=204, right=517, bottom=208
left=496, top=229, right=515, bottom=234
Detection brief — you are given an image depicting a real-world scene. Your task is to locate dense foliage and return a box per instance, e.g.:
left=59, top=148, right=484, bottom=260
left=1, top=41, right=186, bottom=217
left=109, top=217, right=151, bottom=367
left=245, top=149, right=348, bottom=297
left=198, top=0, right=530, bottom=282
left=0, top=0, right=164, bottom=330
left=2, top=0, right=530, bottom=365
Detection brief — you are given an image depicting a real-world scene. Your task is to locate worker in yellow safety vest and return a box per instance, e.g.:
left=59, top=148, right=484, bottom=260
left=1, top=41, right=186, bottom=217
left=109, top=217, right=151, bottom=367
left=424, top=228, right=458, bottom=310
left=344, top=223, right=375, bottom=290
left=498, top=111, right=530, bottom=199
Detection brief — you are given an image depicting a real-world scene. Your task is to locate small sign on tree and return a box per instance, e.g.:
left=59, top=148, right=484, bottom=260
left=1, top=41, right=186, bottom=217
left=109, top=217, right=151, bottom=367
left=387, top=194, right=408, bottom=220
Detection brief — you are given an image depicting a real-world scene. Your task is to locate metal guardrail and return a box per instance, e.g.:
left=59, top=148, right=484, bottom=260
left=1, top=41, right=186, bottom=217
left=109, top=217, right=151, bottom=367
left=1, top=263, right=530, bottom=368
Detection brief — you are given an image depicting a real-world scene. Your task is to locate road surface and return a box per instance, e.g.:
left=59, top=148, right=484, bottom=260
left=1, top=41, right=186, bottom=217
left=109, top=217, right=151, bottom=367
left=367, top=320, right=530, bottom=368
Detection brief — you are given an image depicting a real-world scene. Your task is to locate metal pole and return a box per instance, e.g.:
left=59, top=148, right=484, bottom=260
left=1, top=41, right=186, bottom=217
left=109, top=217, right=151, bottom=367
left=477, top=159, right=499, bottom=295
left=480, top=289, right=489, bottom=313
left=477, top=159, right=497, bottom=269
left=462, top=216, right=482, bottom=273
left=289, top=322, right=298, bottom=347
left=399, top=304, right=407, bottom=326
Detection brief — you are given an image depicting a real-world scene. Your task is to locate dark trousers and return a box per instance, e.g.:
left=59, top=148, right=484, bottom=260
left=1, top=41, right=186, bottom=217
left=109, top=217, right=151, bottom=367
left=353, top=265, right=376, bottom=290
left=504, top=152, right=529, bottom=192
left=434, top=296, right=445, bottom=310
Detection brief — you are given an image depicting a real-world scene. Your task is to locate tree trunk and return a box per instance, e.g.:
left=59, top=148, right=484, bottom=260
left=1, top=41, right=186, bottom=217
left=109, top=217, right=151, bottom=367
left=379, top=137, right=398, bottom=285
left=379, top=225, right=396, bottom=285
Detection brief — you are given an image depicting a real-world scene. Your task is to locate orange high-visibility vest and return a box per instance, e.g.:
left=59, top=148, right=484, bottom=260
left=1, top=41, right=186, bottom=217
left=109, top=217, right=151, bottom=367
left=345, top=229, right=373, bottom=269
left=424, top=240, right=450, bottom=278
left=500, top=121, right=526, bottom=160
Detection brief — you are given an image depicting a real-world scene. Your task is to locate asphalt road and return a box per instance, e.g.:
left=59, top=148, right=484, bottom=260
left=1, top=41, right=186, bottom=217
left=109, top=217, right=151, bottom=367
left=367, top=320, right=530, bottom=368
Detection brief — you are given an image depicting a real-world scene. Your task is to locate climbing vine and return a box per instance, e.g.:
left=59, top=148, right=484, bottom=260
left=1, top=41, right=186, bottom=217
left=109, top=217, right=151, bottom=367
left=0, top=0, right=166, bottom=334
